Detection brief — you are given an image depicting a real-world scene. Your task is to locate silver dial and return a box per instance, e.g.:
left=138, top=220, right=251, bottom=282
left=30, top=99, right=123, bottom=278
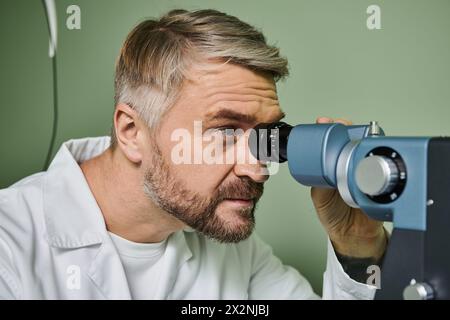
left=355, top=155, right=399, bottom=196
left=403, top=282, right=434, bottom=300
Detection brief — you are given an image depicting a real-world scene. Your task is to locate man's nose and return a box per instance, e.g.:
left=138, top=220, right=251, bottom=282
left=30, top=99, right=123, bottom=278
left=233, top=162, right=269, bottom=183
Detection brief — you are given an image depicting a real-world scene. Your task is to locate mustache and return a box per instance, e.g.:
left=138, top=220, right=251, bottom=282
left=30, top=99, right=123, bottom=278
left=216, top=177, right=264, bottom=202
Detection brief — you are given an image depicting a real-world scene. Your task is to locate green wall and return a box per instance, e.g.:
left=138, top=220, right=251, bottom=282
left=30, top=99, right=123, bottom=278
left=1, top=0, right=449, bottom=294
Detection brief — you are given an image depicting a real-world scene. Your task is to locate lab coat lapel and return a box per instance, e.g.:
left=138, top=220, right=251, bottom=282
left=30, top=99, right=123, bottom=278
left=87, top=237, right=132, bottom=300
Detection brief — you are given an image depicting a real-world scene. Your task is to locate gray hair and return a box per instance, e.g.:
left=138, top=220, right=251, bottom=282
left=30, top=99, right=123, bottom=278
left=111, top=9, right=289, bottom=147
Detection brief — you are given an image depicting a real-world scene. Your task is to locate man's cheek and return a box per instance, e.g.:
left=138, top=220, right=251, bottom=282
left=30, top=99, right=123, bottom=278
left=186, top=165, right=225, bottom=191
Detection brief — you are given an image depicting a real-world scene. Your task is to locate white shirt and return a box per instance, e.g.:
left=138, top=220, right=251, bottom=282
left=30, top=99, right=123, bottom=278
left=0, top=136, right=377, bottom=299
left=108, top=232, right=166, bottom=300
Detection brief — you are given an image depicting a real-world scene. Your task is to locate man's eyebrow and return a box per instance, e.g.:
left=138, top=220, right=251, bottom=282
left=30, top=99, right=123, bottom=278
left=206, top=109, right=258, bottom=123
left=206, top=109, right=286, bottom=123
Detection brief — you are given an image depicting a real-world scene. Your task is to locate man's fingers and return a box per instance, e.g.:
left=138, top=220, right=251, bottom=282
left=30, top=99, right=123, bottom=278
left=334, top=118, right=353, bottom=126
left=316, top=117, right=334, bottom=124
left=315, top=117, right=353, bottom=126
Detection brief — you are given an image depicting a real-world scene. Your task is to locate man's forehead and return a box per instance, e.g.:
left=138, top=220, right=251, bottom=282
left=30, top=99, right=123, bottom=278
left=182, top=61, right=283, bottom=123
left=185, top=60, right=277, bottom=91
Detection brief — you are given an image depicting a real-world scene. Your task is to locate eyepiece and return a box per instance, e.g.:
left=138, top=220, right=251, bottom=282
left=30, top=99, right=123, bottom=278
left=248, top=122, right=292, bottom=163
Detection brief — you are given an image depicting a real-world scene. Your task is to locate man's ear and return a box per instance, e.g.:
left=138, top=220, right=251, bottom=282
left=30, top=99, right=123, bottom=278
left=113, top=103, right=144, bottom=163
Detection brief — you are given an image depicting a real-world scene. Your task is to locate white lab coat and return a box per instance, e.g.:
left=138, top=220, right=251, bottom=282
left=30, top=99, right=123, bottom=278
left=0, top=137, right=377, bottom=299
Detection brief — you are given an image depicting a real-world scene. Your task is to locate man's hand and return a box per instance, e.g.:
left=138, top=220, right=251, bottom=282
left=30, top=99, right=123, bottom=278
left=311, top=117, right=387, bottom=261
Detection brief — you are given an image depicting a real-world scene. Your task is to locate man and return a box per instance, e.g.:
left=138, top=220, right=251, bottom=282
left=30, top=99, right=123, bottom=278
left=0, top=9, right=387, bottom=299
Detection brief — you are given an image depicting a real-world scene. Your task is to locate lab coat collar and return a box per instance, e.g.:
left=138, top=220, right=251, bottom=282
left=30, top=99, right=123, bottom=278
left=43, top=137, right=110, bottom=248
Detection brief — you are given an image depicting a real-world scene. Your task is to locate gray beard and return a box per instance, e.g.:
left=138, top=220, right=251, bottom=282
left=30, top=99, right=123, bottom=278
left=143, top=144, right=263, bottom=243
